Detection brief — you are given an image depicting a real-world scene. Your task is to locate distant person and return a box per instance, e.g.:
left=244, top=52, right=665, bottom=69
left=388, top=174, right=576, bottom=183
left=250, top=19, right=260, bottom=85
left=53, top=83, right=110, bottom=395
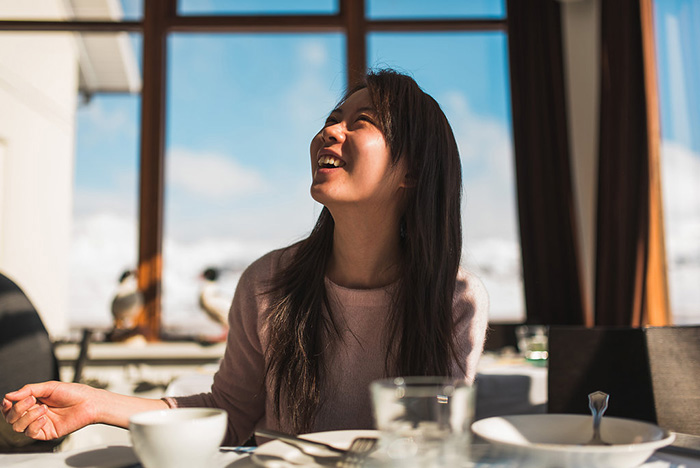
left=198, top=267, right=231, bottom=342
left=2, top=69, right=488, bottom=445
left=108, top=270, right=144, bottom=343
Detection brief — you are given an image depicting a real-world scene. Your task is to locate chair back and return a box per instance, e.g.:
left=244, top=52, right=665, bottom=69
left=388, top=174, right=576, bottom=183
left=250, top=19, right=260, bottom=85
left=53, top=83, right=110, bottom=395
left=547, top=326, right=656, bottom=422
left=0, top=273, right=59, bottom=397
left=644, top=326, right=700, bottom=435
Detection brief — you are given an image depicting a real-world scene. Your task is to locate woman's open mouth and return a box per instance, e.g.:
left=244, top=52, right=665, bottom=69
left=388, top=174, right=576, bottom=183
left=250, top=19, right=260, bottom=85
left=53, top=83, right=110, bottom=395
left=318, top=155, right=346, bottom=169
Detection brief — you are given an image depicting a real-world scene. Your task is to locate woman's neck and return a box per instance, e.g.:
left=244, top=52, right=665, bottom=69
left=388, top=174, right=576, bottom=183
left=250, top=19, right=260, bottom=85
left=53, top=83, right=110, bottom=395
left=326, top=208, right=403, bottom=289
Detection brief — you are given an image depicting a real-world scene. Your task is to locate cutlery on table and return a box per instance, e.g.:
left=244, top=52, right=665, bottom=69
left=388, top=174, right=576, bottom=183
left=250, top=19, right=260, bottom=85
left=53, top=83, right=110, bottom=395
left=586, top=390, right=611, bottom=446
left=255, top=428, right=377, bottom=466
left=337, top=436, right=378, bottom=468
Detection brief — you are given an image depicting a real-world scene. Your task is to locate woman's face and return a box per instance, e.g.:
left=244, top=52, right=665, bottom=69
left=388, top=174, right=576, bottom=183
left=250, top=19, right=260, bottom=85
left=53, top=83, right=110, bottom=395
left=309, top=89, right=408, bottom=212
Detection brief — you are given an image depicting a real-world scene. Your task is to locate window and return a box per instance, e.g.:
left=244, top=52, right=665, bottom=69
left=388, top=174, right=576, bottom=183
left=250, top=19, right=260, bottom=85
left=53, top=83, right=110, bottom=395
left=0, top=0, right=516, bottom=337
left=369, top=31, right=523, bottom=322
left=653, top=0, right=700, bottom=324
left=366, top=0, right=504, bottom=19
left=163, top=33, right=344, bottom=333
left=178, top=0, right=338, bottom=15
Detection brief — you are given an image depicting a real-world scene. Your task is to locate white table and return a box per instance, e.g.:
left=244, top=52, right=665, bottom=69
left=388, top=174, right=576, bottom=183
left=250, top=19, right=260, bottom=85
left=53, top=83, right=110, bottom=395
left=474, top=353, right=548, bottom=420
left=0, top=444, right=256, bottom=467
left=2, top=442, right=699, bottom=467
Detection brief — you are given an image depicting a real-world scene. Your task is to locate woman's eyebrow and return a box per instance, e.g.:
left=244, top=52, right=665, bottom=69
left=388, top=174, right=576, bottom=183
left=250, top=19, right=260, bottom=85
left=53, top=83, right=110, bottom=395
left=355, top=106, right=377, bottom=115
left=330, top=106, right=375, bottom=115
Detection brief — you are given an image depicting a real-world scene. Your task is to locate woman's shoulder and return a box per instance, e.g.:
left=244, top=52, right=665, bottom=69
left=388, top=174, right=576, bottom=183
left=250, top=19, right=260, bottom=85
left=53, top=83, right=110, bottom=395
left=238, top=243, right=300, bottom=286
left=454, top=268, right=489, bottom=316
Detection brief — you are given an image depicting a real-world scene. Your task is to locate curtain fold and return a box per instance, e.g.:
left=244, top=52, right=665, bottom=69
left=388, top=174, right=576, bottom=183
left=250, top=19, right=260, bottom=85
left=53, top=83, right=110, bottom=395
left=506, top=0, right=587, bottom=325
left=595, top=0, right=670, bottom=326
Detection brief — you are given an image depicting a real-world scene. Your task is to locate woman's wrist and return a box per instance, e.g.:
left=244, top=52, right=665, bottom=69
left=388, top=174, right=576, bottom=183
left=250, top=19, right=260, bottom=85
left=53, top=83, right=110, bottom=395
left=93, top=388, right=169, bottom=428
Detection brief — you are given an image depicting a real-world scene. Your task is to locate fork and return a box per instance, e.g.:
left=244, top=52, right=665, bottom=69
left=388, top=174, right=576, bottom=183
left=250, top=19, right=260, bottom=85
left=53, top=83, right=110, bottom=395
left=337, top=437, right=378, bottom=468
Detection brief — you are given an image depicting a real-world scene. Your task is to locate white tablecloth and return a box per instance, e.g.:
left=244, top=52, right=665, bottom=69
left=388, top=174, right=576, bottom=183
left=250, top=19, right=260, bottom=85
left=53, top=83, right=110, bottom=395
left=0, top=444, right=256, bottom=467
left=2, top=442, right=699, bottom=468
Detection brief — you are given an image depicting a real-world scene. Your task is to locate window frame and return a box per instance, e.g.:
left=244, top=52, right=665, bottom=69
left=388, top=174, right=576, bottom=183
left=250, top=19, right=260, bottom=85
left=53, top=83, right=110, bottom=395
left=0, top=0, right=508, bottom=339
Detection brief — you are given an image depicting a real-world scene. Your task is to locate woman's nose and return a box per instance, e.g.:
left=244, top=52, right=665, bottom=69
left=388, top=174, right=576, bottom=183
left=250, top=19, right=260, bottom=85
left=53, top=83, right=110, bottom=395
left=322, top=122, right=345, bottom=143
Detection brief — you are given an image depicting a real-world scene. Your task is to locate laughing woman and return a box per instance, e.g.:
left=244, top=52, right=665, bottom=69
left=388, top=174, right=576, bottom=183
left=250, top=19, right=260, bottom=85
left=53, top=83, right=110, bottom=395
left=2, top=69, right=488, bottom=445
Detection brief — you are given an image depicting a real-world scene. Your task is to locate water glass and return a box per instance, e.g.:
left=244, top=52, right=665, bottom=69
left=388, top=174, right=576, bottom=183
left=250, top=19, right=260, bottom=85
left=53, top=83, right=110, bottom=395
left=370, top=376, right=475, bottom=467
left=515, top=325, right=548, bottom=364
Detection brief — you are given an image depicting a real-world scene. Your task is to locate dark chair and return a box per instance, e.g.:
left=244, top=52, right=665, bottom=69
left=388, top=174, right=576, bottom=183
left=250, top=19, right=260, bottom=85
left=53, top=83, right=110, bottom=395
left=644, top=326, right=700, bottom=436
left=547, top=326, right=656, bottom=422
left=0, top=272, right=61, bottom=452
left=548, top=325, right=700, bottom=442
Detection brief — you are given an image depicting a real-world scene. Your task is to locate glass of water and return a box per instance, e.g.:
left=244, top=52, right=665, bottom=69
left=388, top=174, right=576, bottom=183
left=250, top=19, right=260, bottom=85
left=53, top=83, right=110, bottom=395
left=370, top=376, right=476, bottom=467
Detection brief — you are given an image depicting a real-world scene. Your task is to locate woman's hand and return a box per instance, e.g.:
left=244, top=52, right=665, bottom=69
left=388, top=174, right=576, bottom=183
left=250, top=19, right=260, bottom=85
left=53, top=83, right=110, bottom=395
left=2, top=381, right=100, bottom=440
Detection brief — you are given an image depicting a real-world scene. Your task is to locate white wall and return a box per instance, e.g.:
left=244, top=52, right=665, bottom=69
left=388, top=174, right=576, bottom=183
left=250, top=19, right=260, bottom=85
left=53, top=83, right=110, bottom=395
left=0, top=0, right=78, bottom=336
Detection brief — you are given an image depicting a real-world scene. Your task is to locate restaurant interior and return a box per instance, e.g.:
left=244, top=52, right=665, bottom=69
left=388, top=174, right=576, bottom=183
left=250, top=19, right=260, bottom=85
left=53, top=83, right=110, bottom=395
left=1, top=0, right=699, bottom=465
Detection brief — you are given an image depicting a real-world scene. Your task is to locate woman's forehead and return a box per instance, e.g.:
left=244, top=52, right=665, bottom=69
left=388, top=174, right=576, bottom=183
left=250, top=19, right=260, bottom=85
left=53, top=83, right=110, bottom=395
left=331, top=88, right=373, bottom=115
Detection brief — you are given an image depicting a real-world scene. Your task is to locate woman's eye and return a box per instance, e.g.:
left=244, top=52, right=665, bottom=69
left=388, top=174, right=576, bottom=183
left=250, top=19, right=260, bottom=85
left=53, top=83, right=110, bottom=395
left=357, top=115, right=375, bottom=125
left=324, top=117, right=339, bottom=127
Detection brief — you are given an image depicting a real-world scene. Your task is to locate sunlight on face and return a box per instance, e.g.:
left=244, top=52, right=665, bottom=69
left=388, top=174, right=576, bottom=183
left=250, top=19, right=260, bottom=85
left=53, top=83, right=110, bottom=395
left=309, top=89, right=408, bottom=214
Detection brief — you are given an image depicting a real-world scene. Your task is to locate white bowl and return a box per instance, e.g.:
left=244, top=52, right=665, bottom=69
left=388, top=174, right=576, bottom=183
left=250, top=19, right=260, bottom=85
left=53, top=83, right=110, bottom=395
left=471, top=414, right=674, bottom=468
left=129, top=408, right=227, bottom=468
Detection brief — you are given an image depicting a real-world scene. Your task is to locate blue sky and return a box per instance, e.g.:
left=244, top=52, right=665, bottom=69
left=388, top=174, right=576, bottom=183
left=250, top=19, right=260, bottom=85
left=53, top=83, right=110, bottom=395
left=74, top=23, right=516, bottom=245
left=654, top=0, right=700, bottom=155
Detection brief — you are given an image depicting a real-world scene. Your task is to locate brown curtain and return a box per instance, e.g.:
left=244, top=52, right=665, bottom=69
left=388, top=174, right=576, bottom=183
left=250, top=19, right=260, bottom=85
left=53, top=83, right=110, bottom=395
left=595, top=0, right=670, bottom=326
left=506, top=0, right=587, bottom=325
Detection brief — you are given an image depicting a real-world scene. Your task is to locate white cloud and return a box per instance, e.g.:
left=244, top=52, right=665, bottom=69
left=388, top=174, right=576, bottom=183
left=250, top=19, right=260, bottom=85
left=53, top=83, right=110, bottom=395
left=69, top=213, right=138, bottom=326
left=660, top=141, right=700, bottom=263
left=299, top=40, right=328, bottom=67
left=440, top=90, right=520, bottom=244
left=167, top=147, right=267, bottom=199
left=661, top=141, right=700, bottom=321
left=73, top=185, right=137, bottom=219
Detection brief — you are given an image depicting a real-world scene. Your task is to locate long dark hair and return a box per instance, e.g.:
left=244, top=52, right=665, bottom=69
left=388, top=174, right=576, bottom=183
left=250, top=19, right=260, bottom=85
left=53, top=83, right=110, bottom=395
left=264, top=69, right=463, bottom=433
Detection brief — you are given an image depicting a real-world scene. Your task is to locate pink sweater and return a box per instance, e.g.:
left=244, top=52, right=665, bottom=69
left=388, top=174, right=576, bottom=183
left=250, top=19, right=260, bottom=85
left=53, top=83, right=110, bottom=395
left=165, top=248, right=489, bottom=445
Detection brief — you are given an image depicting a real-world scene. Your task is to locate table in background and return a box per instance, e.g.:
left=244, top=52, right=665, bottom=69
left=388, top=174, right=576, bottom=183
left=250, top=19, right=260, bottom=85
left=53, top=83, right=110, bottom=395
left=474, top=352, right=548, bottom=420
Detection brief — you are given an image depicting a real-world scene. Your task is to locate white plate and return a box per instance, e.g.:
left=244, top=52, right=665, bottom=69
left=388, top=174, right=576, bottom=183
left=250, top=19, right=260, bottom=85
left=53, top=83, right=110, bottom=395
left=252, top=430, right=378, bottom=467
left=471, top=414, right=675, bottom=468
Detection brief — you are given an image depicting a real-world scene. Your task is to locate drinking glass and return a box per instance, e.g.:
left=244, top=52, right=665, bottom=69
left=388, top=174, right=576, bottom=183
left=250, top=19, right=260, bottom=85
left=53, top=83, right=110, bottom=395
left=515, top=325, right=548, bottom=365
left=370, top=376, right=475, bottom=467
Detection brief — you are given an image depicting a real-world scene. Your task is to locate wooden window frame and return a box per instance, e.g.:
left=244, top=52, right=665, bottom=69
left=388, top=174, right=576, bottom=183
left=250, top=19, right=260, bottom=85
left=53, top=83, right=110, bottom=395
left=0, top=0, right=507, bottom=339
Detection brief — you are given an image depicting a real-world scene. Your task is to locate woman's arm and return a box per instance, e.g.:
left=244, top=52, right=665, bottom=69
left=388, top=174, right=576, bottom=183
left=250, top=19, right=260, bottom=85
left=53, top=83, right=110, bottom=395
left=2, top=381, right=168, bottom=440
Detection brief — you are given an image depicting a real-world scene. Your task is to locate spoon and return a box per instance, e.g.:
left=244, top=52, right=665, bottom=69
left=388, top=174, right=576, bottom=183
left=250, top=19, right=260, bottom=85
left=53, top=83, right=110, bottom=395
left=586, top=391, right=611, bottom=445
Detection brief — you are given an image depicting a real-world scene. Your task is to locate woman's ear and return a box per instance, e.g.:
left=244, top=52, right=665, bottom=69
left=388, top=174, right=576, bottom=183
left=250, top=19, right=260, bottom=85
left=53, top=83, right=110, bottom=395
left=401, top=172, right=417, bottom=188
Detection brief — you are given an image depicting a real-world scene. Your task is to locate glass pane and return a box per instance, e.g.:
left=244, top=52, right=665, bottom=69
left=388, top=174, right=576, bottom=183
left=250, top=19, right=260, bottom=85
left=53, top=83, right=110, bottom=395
left=367, top=0, right=505, bottom=19
left=165, top=33, right=344, bottom=335
left=0, top=0, right=142, bottom=21
left=653, top=0, right=700, bottom=324
left=0, top=30, right=142, bottom=337
left=178, top=0, right=338, bottom=16
left=369, top=32, right=524, bottom=323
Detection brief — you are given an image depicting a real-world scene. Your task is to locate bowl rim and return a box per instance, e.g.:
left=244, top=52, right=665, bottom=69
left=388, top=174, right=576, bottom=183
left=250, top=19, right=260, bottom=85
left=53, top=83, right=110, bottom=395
left=129, top=407, right=227, bottom=426
left=471, top=414, right=676, bottom=453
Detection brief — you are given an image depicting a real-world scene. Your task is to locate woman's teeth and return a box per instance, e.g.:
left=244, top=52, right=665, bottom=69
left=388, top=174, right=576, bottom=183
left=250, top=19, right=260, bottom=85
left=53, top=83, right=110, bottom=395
left=318, top=155, right=345, bottom=168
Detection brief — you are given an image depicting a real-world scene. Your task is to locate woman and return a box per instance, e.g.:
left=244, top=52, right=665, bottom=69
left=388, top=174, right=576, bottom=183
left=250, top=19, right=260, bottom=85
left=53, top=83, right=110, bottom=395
left=2, top=69, right=488, bottom=446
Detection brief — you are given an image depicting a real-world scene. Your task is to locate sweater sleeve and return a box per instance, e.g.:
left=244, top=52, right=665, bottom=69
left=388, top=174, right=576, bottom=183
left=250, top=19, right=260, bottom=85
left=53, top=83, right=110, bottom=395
left=453, top=270, right=489, bottom=384
left=163, top=253, right=274, bottom=446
